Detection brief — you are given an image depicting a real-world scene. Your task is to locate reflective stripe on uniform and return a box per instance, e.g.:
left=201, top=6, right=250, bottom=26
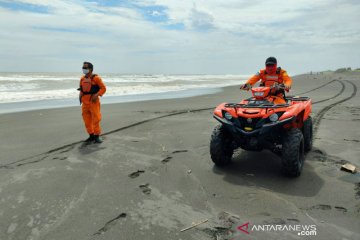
left=266, top=75, right=278, bottom=80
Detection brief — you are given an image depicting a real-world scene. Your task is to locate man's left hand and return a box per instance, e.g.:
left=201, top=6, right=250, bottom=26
left=91, top=94, right=99, bottom=103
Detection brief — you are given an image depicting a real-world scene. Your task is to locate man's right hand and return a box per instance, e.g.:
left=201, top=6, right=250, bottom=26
left=240, top=83, right=251, bottom=91
left=275, top=83, right=286, bottom=90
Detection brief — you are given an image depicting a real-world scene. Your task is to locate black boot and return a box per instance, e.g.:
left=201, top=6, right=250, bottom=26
left=94, top=135, right=103, bottom=143
left=85, top=134, right=95, bottom=143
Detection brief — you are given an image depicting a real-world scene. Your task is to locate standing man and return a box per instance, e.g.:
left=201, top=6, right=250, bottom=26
left=79, top=61, right=106, bottom=143
left=240, top=57, right=292, bottom=104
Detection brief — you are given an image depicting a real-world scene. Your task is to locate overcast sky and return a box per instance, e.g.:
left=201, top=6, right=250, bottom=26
left=0, top=0, right=359, bottom=74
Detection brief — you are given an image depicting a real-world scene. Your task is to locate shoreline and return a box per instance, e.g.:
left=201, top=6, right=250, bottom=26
left=0, top=73, right=248, bottom=115
left=2, top=71, right=357, bottom=115
left=0, top=85, right=235, bottom=115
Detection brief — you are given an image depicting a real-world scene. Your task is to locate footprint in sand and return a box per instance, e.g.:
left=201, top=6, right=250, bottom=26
left=311, top=204, right=332, bottom=210
left=128, top=170, right=145, bottom=178
left=172, top=150, right=188, bottom=154
left=160, top=150, right=188, bottom=164
left=53, top=156, right=67, bottom=160
left=355, top=183, right=360, bottom=199
left=310, top=149, right=327, bottom=162
left=334, top=206, right=348, bottom=213
left=313, top=149, right=324, bottom=155
left=257, top=212, right=271, bottom=217
left=139, top=184, right=151, bottom=195
left=202, top=227, right=231, bottom=240
left=93, top=213, right=127, bottom=235
left=161, top=156, right=172, bottom=164
left=344, top=139, right=360, bottom=143
left=307, top=204, right=348, bottom=213
left=335, top=159, right=349, bottom=165
left=287, top=218, right=300, bottom=223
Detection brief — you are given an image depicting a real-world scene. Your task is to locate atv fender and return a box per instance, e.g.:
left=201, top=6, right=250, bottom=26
left=259, top=116, right=296, bottom=135
left=214, top=103, right=226, bottom=118
left=303, top=100, right=312, bottom=121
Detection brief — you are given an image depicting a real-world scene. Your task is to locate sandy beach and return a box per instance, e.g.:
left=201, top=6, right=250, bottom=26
left=0, top=72, right=359, bottom=240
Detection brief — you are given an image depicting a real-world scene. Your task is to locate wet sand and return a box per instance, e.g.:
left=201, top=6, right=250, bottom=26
left=0, top=72, right=359, bottom=240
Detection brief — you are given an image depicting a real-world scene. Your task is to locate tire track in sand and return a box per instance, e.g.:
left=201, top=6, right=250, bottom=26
left=313, top=80, right=357, bottom=134
left=297, top=79, right=338, bottom=95
left=312, top=80, right=345, bottom=104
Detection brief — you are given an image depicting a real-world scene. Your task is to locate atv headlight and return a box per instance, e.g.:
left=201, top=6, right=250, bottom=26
left=224, top=112, right=233, bottom=120
left=254, top=92, right=264, bottom=97
left=269, top=113, right=279, bottom=122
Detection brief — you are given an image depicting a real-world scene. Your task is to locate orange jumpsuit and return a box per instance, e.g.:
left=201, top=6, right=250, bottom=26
left=246, top=68, right=292, bottom=104
left=79, top=75, right=106, bottom=135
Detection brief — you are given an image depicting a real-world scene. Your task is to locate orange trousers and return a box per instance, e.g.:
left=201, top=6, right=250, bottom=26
left=82, top=100, right=102, bottom=135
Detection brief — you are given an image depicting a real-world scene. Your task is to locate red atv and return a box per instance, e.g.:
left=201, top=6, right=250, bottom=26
left=210, top=83, right=312, bottom=177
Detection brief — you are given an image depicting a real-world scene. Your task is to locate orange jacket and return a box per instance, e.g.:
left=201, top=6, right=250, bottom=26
left=79, top=74, right=106, bottom=104
left=246, top=68, right=292, bottom=88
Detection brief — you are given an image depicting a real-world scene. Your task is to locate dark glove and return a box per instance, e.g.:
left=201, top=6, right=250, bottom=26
left=278, top=83, right=285, bottom=90
left=240, top=83, right=251, bottom=90
left=272, top=83, right=285, bottom=91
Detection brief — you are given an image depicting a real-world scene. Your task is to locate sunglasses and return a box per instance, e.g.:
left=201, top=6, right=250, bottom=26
left=266, top=64, right=275, bottom=67
left=82, top=67, right=88, bottom=69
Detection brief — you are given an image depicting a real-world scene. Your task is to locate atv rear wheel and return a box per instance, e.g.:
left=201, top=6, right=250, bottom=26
left=210, top=125, right=234, bottom=166
left=303, top=116, right=313, bottom=152
left=281, top=128, right=305, bottom=177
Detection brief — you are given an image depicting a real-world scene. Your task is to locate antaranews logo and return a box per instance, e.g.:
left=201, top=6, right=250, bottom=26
left=237, top=222, right=317, bottom=237
left=237, top=222, right=250, bottom=234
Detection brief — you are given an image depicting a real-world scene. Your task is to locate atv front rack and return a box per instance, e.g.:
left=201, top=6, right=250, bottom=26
left=285, top=96, right=310, bottom=101
left=225, top=103, right=290, bottom=109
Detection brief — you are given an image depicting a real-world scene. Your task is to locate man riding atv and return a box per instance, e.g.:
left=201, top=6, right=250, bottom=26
left=240, top=57, right=292, bottom=104
left=210, top=57, right=313, bottom=177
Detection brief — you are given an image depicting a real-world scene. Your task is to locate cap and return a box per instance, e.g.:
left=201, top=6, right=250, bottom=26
left=265, top=57, right=277, bottom=65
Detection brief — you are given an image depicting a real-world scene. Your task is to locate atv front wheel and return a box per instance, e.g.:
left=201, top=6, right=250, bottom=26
left=210, top=125, right=234, bottom=166
left=281, top=128, right=305, bottom=177
left=303, top=116, right=313, bottom=152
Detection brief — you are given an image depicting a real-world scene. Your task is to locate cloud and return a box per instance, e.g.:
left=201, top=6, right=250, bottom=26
left=189, top=5, right=215, bottom=31
left=0, top=0, right=359, bottom=74
left=0, top=0, right=49, bottom=13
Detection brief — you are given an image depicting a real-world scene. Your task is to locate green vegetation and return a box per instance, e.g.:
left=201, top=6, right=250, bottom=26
left=335, top=67, right=351, bottom=73
left=319, top=67, right=360, bottom=74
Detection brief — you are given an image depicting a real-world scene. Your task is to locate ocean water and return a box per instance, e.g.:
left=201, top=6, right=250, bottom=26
left=0, top=73, right=248, bottom=113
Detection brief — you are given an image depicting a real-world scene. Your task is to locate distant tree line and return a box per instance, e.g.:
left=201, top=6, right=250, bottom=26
left=334, top=67, right=360, bottom=73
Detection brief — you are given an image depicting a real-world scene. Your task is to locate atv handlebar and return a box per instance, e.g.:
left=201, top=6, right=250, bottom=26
left=240, top=82, right=286, bottom=91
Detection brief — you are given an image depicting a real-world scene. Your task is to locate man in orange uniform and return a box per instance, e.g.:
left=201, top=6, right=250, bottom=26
left=79, top=62, right=106, bottom=143
left=241, top=57, right=292, bottom=104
